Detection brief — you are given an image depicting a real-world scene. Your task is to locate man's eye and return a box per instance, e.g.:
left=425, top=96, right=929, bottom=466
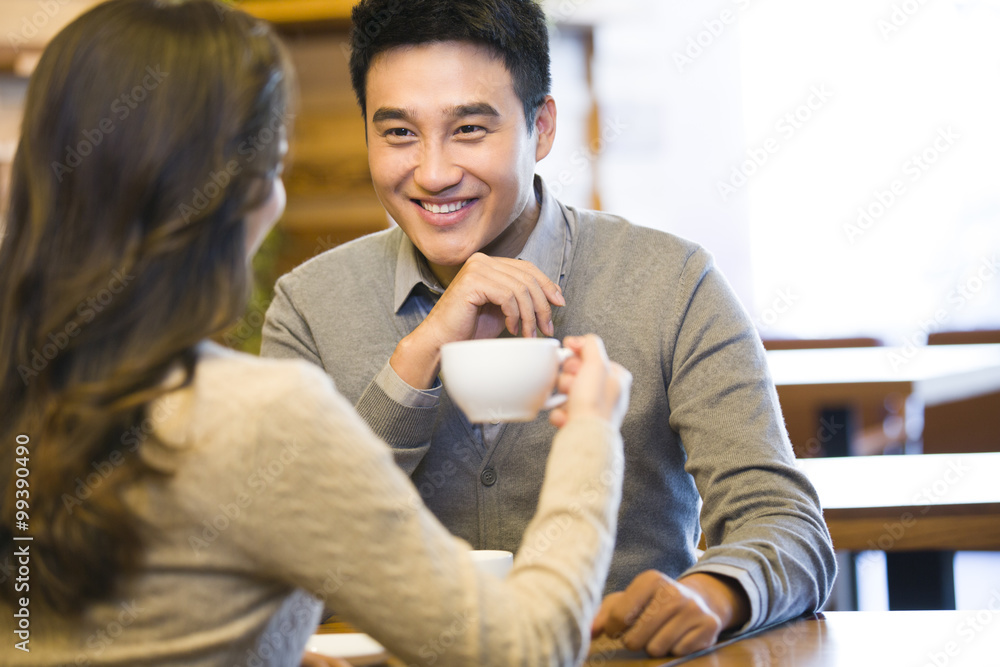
left=457, top=125, right=484, bottom=134
left=385, top=128, right=413, bottom=138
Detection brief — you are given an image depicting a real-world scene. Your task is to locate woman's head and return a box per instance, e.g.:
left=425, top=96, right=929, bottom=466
left=15, top=0, right=292, bottom=274
left=0, top=0, right=294, bottom=612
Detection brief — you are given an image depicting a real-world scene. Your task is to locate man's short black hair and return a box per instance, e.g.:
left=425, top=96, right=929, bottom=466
left=349, top=0, right=552, bottom=132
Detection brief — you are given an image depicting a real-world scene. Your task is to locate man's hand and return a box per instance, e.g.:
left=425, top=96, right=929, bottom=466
left=591, top=571, right=750, bottom=657
left=390, top=254, right=565, bottom=388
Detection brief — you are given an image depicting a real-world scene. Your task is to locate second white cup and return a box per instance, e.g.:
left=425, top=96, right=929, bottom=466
left=440, top=338, right=572, bottom=423
left=469, top=549, right=514, bottom=578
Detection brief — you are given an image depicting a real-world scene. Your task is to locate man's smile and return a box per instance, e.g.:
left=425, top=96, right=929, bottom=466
left=416, top=199, right=477, bottom=214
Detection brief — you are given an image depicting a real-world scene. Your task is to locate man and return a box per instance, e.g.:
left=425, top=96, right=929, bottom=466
left=262, top=0, right=835, bottom=657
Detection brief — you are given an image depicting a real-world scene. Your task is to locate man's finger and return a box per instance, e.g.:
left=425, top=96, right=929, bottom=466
left=598, top=573, right=663, bottom=637
left=591, top=592, right=621, bottom=637
left=662, top=620, right=720, bottom=657
left=620, top=582, right=687, bottom=651
left=619, top=576, right=724, bottom=657
left=456, top=255, right=564, bottom=338
left=466, top=268, right=541, bottom=337
left=490, top=261, right=556, bottom=337
left=496, top=256, right=565, bottom=307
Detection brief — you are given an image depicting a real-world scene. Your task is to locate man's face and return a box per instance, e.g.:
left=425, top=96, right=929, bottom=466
left=364, top=41, right=556, bottom=283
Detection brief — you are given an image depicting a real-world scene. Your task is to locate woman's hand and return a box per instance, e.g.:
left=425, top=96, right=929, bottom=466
left=549, top=334, right=632, bottom=430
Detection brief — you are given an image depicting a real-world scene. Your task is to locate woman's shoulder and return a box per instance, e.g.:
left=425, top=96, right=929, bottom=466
left=194, top=341, right=334, bottom=404
left=145, top=342, right=340, bottom=456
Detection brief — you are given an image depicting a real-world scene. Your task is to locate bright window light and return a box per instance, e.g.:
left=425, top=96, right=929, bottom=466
left=739, top=0, right=1000, bottom=341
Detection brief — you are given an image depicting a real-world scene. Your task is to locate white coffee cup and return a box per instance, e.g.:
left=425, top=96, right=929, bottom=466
left=440, top=338, right=573, bottom=423
left=469, top=549, right=514, bottom=578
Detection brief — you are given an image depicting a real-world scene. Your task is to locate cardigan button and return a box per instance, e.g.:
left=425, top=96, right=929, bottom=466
left=480, top=467, right=497, bottom=487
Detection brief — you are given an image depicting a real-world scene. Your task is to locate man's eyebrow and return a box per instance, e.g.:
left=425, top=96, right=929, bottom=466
left=449, top=103, right=501, bottom=119
left=370, top=103, right=502, bottom=125
left=371, top=107, right=412, bottom=124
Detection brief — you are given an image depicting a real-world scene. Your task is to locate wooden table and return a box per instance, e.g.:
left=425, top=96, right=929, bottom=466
left=767, top=343, right=1000, bottom=456
left=768, top=345, right=1000, bottom=608
left=321, top=610, right=1000, bottom=666
left=797, top=451, right=1000, bottom=610
left=797, top=452, right=1000, bottom=552
left=583, top=611, right=1000, bottom=666
left=766, top=343, right=1000, bottom=406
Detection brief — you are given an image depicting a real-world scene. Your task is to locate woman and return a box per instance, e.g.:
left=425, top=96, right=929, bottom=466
left=0, top=1, right=631, bottom=665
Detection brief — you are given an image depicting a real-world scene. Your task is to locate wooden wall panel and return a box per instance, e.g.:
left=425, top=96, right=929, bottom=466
left=277, top=32, right=389, bottom=272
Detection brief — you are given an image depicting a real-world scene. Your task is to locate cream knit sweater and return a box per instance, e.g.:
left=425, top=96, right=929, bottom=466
left=6, top=342, right=623, bottom=666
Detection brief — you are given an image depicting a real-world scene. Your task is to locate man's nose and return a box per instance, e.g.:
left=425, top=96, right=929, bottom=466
left=413, top=143, right=462, bottom=193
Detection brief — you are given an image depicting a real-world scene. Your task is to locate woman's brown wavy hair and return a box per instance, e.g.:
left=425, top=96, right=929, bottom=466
left=0, top=0, right=293, bottom=613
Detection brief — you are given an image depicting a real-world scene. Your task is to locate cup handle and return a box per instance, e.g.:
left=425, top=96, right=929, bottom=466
left=542, top=393, right=568, bottom=410
left=542, top=347, right=575, bottom=410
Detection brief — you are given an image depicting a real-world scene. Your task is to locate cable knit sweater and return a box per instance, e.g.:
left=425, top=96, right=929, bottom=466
left=4, top=342, right=623, bottom=667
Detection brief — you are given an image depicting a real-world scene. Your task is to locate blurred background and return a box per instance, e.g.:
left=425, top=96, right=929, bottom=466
left=2, top=0, right=997, bottom=345
left=1, top=0, right=998, bottom=612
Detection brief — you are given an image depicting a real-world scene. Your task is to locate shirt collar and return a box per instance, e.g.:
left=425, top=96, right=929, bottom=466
left=393, top=175, right=568, bottom=313
left=393, top=233, right=441, bottom=312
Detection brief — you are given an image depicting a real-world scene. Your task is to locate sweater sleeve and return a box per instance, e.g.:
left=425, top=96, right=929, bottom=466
left=353, top=363, right=440, bottom=475
left=666, top=248, right=836, bottom=632
left=232, top=362, right=624, bottom=667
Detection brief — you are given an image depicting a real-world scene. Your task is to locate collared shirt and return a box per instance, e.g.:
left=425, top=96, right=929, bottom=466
left=374, top=176, right=573, bottom=444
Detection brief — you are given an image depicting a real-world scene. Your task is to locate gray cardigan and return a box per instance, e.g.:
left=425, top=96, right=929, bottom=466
left=261, top=194, right=836, bottom=633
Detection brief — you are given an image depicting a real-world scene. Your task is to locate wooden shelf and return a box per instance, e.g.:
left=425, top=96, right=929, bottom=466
left=236, top=0, right=355, bottom=24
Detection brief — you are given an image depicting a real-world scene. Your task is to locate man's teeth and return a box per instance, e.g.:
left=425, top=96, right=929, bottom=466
left=421, top=200, right=471, bottom=214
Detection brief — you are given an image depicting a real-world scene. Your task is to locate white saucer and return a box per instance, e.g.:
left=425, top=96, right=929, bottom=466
left=306, top=633, right=388, bottom=666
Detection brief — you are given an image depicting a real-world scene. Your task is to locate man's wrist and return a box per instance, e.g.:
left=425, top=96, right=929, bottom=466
left=678, top=572, right=751, bottom=631
left=390, top=331, right=441, bottom=390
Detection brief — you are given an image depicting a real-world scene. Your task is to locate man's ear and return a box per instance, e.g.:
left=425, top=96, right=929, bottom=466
left=534, top=96, right=557, bottom=162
